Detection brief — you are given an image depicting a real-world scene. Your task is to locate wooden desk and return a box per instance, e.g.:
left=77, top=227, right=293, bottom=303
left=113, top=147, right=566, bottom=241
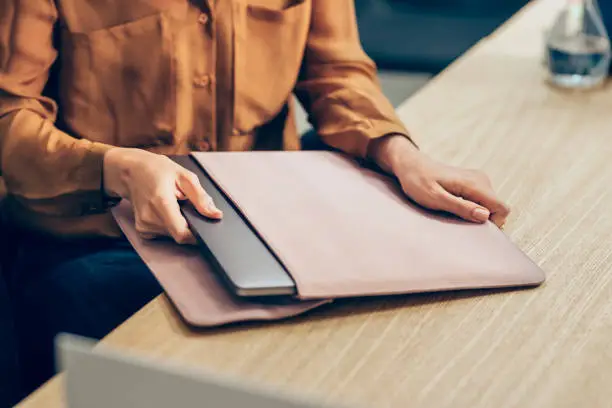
left=18, top=1, right=612, bottom=406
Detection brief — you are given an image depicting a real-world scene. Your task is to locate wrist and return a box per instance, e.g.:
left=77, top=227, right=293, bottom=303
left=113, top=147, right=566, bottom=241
left=369, top=134, right=420, bottom=174
left=103, top=148, right=131, bottom=199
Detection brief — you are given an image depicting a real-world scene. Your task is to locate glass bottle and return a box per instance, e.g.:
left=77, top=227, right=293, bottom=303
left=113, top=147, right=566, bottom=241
left=546, top=0, right=611, bottom=89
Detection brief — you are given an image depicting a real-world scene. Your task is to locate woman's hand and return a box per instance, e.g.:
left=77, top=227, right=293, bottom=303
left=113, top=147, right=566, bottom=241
left=370, top=135, right=510, bottom=228
left=103, top=148, right=223, bottom=244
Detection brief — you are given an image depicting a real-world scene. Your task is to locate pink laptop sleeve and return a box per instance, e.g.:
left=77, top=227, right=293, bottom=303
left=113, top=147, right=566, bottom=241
left=113, top=152, right=544, bottom=327
left=112, top=202, right=330, bottom=327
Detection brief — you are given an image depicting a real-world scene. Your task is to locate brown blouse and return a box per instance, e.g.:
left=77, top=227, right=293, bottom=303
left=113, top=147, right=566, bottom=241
left=0, top=0, right=411, bottom=237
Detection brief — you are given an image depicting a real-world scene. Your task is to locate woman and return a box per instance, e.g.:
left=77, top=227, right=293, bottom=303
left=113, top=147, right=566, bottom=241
left=0, top=0, right=509, bottom=398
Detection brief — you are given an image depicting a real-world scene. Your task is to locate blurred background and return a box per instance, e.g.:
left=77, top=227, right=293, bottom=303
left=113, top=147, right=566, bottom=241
left=296, top=0, right=530, bottom=131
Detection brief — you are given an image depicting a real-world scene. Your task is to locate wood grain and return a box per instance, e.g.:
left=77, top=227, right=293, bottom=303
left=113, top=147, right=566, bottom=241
left=17, top=0, right=612, bottom=406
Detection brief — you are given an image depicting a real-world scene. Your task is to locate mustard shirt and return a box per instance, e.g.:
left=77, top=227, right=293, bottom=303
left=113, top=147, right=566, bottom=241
left=0, top=0, right=411, bottom=237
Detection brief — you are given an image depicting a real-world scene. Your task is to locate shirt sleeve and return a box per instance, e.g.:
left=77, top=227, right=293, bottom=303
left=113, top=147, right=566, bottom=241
left=0, top=0, right=113, bottom=218
left=294, top=0, right=416, bottom=158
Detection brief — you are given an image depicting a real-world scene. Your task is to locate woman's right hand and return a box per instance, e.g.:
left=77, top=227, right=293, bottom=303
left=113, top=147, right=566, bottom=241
left=103, top=148, right=223, bottom=244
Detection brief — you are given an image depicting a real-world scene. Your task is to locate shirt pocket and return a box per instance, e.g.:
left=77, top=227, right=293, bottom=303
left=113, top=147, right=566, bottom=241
left=60, top=12, right=176, bottom=148
left=233, top=0, right=310, bottom=135
left=246, top=0, right=306, bottom=21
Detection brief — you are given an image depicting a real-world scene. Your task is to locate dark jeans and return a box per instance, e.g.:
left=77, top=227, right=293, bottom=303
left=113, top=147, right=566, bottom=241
left=0, top=272, right=20, bottom=408
left=10, top=234, right=161, bottom=399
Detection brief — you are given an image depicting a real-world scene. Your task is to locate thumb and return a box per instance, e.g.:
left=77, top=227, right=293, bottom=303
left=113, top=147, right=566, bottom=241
left=432, top=186, right=490, bottom=223
left=177, top=172, right=223, bottom=219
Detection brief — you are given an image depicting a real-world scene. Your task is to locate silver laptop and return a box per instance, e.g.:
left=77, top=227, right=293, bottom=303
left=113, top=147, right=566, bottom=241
left=57, top=334, right=344, bottom=408
left=172, top=155, right=297, bottom=297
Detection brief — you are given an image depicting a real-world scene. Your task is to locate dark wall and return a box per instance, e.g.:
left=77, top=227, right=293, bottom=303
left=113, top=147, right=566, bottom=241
left=355, top=0, right=530, bottom=72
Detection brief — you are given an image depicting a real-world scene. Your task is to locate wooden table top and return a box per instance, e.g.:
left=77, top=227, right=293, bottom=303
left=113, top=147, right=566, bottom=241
left=18, top=0, right=612, bottom=407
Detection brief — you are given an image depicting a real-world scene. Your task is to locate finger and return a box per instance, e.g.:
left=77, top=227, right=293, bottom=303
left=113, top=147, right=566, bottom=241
left=177, top=172, right=223, bottom=219
left=441, top=179, right=510, bottom=227
left=152, top=194, right=197, bottom=245
left=139, top=231, right=158, bottom=240
left=490, top=209, right=509, bottom=229
left=176, top=190, right=187, bottom=201
left=430, top=186, right=491, bottom=223
left=135, top=223, right=164, bottom=240
left=134, top=214, right=167, bottom=239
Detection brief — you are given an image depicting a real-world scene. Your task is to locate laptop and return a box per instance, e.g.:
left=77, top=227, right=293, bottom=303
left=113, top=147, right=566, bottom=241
left=172, top=156, right=297, bottom=297
left=57, top=334, right=343, bottom=408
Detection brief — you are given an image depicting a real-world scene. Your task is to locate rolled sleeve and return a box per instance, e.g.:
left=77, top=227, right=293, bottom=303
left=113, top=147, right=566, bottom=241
left=294, top=0, right=415, bottom=158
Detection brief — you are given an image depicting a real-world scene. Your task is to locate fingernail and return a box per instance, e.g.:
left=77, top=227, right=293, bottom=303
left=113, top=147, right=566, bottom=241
left=209, top=203, right=223, bottom=217
left=472, top=207, right=490, bottom=222
left=204, top=197, right=218, bottom=211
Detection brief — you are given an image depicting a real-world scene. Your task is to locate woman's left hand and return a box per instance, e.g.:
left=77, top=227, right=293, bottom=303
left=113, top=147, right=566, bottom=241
left=370, top=135, right=510, bottom=228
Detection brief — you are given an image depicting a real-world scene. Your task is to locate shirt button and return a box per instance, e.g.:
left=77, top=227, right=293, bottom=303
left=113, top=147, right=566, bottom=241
left=193, top=75, right=211, bottom=88
left=198, top=13, right=209, bottom=25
